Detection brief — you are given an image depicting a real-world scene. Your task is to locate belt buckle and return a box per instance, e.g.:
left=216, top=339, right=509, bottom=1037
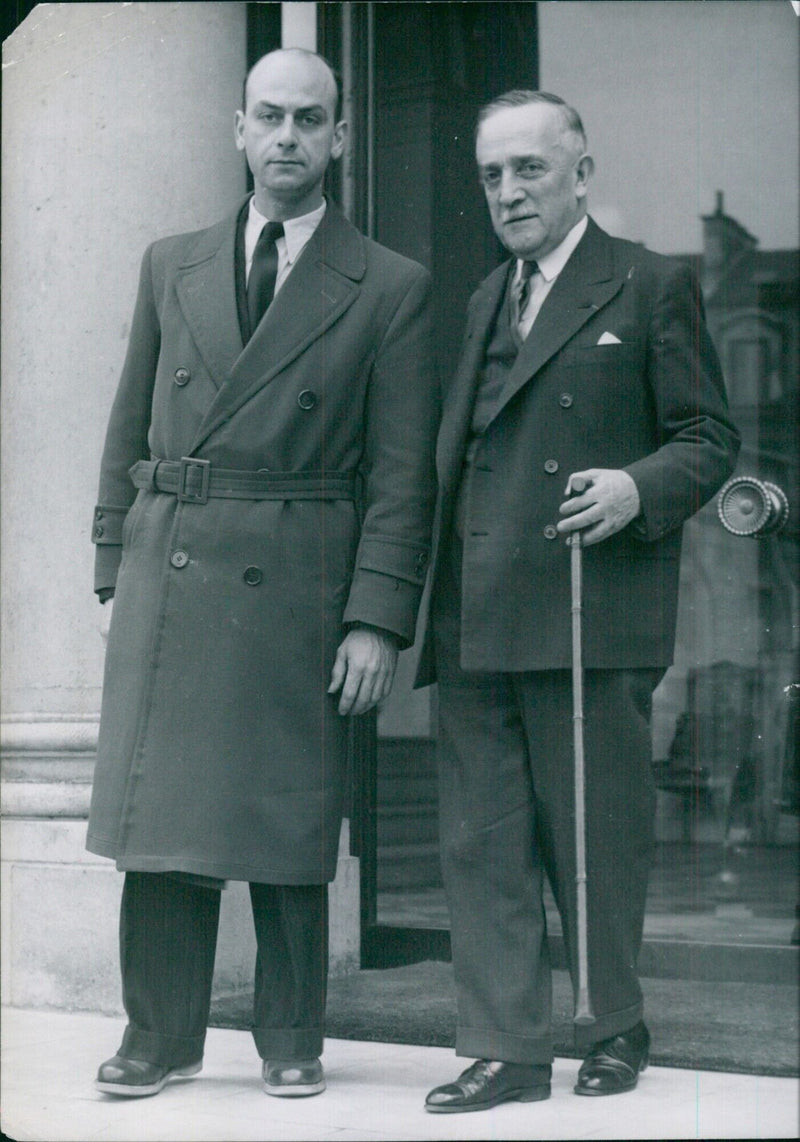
left=177, top=457, right=211, bottom=504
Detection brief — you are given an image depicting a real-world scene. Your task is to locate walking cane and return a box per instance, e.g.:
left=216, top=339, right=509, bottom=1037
left=568, top=476, right=595, bottom=1026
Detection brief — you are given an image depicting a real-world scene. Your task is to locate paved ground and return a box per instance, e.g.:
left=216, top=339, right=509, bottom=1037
left=1, top=1007, right=798, bottom=1141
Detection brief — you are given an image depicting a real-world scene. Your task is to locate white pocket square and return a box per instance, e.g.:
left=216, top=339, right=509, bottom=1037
left=596, top=331, right=622, bottom=345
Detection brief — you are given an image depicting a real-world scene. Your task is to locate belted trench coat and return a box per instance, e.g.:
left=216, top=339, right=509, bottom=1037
left=87, top=199, right=436, bottom=884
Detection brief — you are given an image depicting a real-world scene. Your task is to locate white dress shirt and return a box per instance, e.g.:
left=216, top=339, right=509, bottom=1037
left=244, top=197, right=327, bottom=295
left=514, top=215, right=588, bottom=340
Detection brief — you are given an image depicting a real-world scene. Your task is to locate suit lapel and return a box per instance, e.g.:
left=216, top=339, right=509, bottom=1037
left=487, top=219, right=626, bottom=427
left=189, top=203, right=366, bottom=453
left=437, top=263, right=510, bottom=490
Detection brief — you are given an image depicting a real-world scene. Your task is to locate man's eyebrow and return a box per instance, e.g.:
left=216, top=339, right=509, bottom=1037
left=478, top=154, right=546, bottom=168
left=253, top=101, right=327, bottom=115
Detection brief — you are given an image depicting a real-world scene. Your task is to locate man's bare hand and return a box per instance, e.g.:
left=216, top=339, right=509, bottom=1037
left=328, top=626, right=399, bottom=716
left=100, top=598, right=114, bottom=643
left=557, top=469, right=641, bottom=546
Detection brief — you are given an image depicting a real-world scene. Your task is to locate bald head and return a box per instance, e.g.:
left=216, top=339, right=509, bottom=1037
left=234, top=47, right=347, bottom=221
left=242, top=49, right=340, bottom=119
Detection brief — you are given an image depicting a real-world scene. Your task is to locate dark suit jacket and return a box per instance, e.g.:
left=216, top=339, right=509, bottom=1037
left=88, top=198, right=437, bottom=883
left=418, top=217, right=739, bottom=680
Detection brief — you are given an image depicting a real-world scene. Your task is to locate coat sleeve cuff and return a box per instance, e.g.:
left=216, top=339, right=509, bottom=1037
left=342, top=571, right=423, bottom=648
left=91, top=504, right=128, bottom=546
left=342, top=538, right=430, bottom=648
left=92, top=503, right=129, bottom=596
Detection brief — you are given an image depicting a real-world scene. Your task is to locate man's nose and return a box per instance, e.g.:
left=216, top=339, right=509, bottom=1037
left=275, top=116, right=298, bottom=147
left=497, top=170, right=524, bottom=206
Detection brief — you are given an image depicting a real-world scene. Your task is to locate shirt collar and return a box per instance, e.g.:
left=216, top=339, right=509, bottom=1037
left=247, top=197, right=327, bottom=264
left=516, top=214, right=588, bottom=284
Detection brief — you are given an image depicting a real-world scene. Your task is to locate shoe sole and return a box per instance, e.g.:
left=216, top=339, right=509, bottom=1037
left=95, top=1060, right=202, bottom=1097
left=263, top=1079, right=326, bottom=1098
left=426, top=1084, right=551, bottom=1113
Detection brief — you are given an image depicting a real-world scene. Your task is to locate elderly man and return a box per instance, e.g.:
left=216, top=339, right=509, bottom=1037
left=419, top=90, right=739, bottom=1112
left=88, top=49, right=435, bottom=1099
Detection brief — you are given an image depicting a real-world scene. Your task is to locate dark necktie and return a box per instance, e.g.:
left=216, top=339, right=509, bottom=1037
left=514, top=259, right=539, bottom=338
left=247, top=221, right=284, bottom=334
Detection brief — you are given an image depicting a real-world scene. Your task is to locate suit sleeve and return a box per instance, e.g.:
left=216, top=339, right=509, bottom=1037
left=624, top=259, right=740, bottom=540
left=342, top=265, right=438, bottom=647
left=91, top=245, right=160, bottom=594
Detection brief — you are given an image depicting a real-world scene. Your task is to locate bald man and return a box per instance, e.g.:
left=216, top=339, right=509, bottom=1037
left=88, top=49, right=436, bottom=1099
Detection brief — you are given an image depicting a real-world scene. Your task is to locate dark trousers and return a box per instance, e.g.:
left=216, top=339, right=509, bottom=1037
left=433, top=545, right=661, bottom=1064
left=116, top=872, right=328, bottom=1066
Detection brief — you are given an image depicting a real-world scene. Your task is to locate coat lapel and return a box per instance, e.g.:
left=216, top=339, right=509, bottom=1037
left=174, top=203, right=246, bottom=391
left=487, top=218, right=626, bottom=427
left=190, top=203, right=366, bottom=453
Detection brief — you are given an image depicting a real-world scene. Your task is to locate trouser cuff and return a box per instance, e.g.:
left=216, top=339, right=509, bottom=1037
left=252, top=1026, right=324, bottom=1061
left=456, top=1025, right=553, bottom=1066
left=573, top=999, right=644, bottom=1051
left=120, top=1024, right=205, bottom=1068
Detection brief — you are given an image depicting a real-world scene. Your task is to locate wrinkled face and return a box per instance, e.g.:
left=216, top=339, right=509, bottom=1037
left=234, top=52, right=346, bottom=218
left=476, top=103, right=592, bottom=260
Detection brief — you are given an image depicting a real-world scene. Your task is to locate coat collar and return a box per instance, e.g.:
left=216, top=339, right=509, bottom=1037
left=175, top=198, right=366, bottom=453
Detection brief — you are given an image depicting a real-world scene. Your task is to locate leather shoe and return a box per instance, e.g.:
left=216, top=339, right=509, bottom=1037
left=426, top=1059, right=551, bottom=1113
left=95, top=1054, right=202, bottom=1097
left=574, top=1021, right=650, bottom=1096
left=263, top=1058, right=325, bottom=1097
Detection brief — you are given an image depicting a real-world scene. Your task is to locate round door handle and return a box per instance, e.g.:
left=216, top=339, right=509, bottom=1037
left=717, top=476, right=789, bottom=537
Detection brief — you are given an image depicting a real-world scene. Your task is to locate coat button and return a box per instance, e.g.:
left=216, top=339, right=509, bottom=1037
left=543, top=525, right=558, bottom=540
left=297, top=389, right=317, bottom=410
left=544, top=459, right=559, bottom=474
left=174, top=367, right=191, bottom=386
left=559, top=393, right=573, bottom=408
left=94, top=525, right=104, bottom=538
left=170, top=549, right=189, bottom=568
left=243, top=565, right=263, bottom=586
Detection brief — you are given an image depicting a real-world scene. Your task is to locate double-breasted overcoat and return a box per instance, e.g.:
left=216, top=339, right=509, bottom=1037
left=87, top=199, right=436, bottom=884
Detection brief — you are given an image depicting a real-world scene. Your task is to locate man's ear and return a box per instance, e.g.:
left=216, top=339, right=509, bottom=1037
left=331, top=119, right=348, bottom=162
left=234, top=109, right=246, bottom=152
left=575, top=153, right=594, bottom=198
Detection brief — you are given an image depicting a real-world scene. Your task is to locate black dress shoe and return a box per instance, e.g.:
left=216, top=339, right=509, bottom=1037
left=574, top=1021, right=650, bottom=1096
left=426, top=1059, right=551, bottom=1113
left=95, top=1054, right=202, bottom=1097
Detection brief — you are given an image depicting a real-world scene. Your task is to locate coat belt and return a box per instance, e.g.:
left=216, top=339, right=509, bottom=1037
left=129, top=458, right=356, bottom=504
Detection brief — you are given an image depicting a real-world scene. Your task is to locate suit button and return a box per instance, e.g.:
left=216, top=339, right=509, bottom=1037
left=174, top=367, right=191, bottom=386
left=544, top=459, right=559, bottom=474
left=94, top=508, right=104, bottom=521
left=94, top=525, right=104, bottom=538
left=543, top=525, right=558, bottom=540
left=297, top=389, right=317, bottom=410
left=559, top=393, right=573, bottom=408
left=243, top=565, right=263, bottom=586
left=170, top=550, right=189, bottom=568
